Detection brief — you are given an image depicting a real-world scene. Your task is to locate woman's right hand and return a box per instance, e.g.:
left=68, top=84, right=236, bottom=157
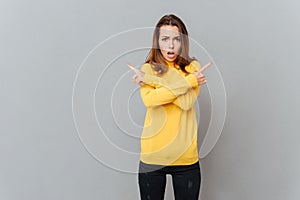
left=127, top=63, right=145, bottom=86
left=193, top=62, right=212, bottom=85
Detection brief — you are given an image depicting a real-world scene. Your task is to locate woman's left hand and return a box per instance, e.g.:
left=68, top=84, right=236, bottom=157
left=193, top=62, right=213, bottom=85
left=128, top=64, right=145, bottom=86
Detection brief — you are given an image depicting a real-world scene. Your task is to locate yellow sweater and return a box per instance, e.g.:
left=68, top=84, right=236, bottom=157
left=139, top=60, right=201, bottom=166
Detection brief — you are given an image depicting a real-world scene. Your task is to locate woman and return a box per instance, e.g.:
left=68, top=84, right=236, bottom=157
left=128, top=14, right=212, bottom=200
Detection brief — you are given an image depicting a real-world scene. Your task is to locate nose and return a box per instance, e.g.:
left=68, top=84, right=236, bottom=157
left=169, top=40, right=174, bottom=49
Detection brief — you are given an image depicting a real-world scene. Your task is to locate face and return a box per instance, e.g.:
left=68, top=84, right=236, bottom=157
left=158, top=25, right=181, bottom=62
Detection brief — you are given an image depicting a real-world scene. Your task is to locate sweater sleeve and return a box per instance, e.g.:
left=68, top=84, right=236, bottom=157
left=172, top=86, right=200, bottom=110
left=172, top=61, right=201, bottom=110
left=139, top=64, right=198, bottom=107
left=143, top=73, right=198, bottom=90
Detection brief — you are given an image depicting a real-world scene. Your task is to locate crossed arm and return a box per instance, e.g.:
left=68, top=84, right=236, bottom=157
left=140, top=62, right=201, bottom=110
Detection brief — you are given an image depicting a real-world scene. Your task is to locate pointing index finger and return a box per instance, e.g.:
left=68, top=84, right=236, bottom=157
left=127, top=63, right=140, bottom=73
left=199, top=62, right=213, bottom=73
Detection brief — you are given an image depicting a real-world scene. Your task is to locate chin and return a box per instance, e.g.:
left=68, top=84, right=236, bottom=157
left=167, top=58, right=176, bottom=62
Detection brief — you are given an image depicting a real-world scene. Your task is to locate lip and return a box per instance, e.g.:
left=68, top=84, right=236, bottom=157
left=162, top=50, right=178, bottom=61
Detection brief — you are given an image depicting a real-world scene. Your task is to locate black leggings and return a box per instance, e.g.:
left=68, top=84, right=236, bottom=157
left=138, top=161, right=201, bottom=200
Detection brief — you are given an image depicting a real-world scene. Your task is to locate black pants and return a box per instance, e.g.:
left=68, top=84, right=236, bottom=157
left=138, top=161, right=201, bottom=200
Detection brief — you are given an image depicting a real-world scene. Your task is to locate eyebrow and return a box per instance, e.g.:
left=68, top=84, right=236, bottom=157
left=161, top=35, right=181, bottom=38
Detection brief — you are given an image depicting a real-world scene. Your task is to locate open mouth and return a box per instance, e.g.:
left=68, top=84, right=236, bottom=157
left=167, top=51, right=175, bottom=55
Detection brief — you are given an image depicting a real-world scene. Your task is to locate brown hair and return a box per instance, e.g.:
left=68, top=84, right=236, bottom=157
left=145, top=14, right=195, bottom=75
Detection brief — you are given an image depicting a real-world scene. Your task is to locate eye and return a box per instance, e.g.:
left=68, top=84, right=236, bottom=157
left=162, top=38, right=168, bottom=41
left=175, top=37, right=181, bottom=41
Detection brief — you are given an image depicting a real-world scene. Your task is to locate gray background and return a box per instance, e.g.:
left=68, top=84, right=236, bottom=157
left=1, top=0, right=299, bottom=199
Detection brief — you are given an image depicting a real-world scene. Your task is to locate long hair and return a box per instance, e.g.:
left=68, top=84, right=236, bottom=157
left=145, top=14, right=195, bottom=75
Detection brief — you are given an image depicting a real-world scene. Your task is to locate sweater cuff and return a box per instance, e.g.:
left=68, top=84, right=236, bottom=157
left=185, top=74, right=198, bottom=87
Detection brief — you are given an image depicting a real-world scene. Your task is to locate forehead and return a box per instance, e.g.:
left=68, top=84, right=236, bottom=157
left=159, top=25, right=180, bottom=37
